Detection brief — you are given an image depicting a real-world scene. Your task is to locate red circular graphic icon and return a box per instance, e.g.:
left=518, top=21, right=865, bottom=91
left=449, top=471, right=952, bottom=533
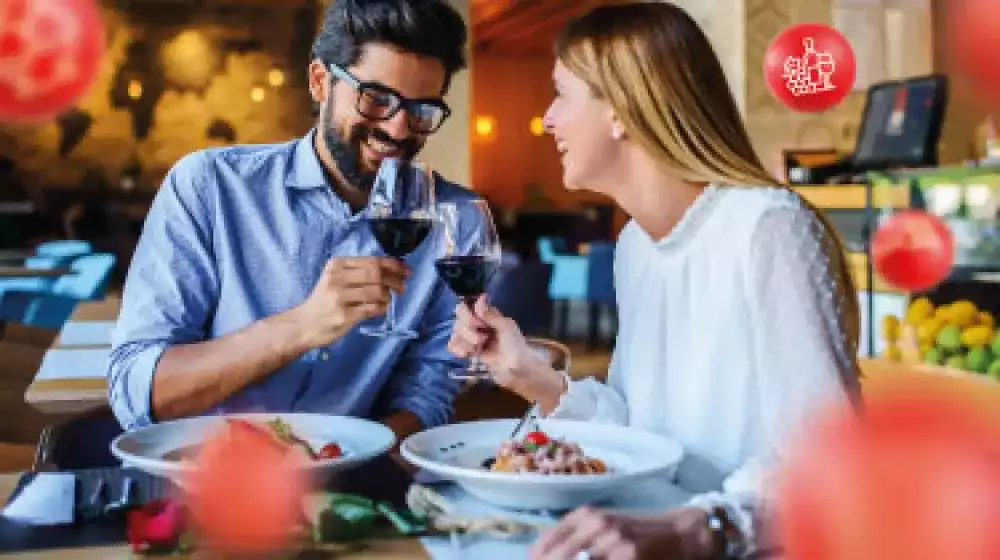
left=0, top=0, right=106, bottom=123
left=763, top=23, right=856, bottom=113
left=872, top=209, right=954, bottom=292
left=776, top=386, right=1000, bottom=560
left=946, top=0, right=1000, bottom=110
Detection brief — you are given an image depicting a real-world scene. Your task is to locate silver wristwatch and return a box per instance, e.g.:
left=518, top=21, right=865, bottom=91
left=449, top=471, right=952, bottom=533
left=705, top=505, right=748, bottom=559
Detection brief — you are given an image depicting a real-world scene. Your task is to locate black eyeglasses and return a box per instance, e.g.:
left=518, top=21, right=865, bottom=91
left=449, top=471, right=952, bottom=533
left=328, top=63, right=451, bottom=134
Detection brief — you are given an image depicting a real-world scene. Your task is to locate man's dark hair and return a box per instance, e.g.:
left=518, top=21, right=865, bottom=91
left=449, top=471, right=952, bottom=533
left=312, top=0, right=468, bottom=92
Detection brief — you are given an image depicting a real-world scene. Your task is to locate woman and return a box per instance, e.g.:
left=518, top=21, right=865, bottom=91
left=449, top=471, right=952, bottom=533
left=448, top=3, right=862, bottom=559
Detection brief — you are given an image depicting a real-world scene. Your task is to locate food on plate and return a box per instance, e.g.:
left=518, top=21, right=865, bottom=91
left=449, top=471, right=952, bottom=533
left=483, top=430, right=608, bottom=475
left=164, top=417, right=343, bottom=462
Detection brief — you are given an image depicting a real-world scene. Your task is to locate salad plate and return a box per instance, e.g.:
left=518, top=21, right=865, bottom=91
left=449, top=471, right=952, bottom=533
left=111, top=413, right=396, bottom=486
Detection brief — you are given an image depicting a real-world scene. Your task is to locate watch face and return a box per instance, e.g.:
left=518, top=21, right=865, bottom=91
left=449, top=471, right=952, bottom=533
left=712, top=505, right=748, bottom=558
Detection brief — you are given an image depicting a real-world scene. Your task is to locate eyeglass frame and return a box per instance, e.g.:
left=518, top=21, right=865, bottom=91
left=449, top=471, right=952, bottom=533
left=326, top=62, right=452, bottom=134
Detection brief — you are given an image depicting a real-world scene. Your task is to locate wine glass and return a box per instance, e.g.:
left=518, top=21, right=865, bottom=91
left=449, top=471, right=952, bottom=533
left=435, top=199, right=502, bottom=379
left=361, top=157, right=436, bottom=339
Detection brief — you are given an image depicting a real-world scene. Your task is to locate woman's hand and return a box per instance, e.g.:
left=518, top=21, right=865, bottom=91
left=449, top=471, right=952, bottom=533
left=447, top=296, right=567, bottom=409
left=530, top=506, right=718, bottom=560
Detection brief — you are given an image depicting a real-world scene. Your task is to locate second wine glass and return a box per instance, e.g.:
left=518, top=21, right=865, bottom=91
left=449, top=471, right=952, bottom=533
left=435, top=199, right=502, bottom=380
left=361, top=157, right=435, bottom=339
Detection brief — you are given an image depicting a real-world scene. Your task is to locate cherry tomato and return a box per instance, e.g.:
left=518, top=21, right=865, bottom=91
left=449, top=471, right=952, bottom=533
left=524, top=431, right=549, bottom=447
left=317, top=443, right=343, bottom=460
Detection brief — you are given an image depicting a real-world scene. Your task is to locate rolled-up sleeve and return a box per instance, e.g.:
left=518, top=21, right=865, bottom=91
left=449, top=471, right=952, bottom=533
left=107, top=153, right=219, bottom=430
left=379, top=279, right=464, bottom=429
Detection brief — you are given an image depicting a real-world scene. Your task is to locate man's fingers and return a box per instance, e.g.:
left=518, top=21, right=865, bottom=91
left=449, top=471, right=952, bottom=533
left=329, top=262, right=406, bottom=293
left=344, top=301, right=387, bottom=324
left=339, top=285, right=391, bottom=306
left=336, top=256, right=408, bottom=276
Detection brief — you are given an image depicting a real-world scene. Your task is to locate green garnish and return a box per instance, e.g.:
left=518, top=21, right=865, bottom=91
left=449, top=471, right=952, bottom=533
left=376, top=501, right=430, bottom=535
left=314, top=494, right=378, bottom=542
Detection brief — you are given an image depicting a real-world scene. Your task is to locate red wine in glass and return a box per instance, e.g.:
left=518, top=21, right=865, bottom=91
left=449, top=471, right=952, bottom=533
left=435, top=254, right=500, bottom=305
left=368, top=217, right=434, bottom=258
left=360, top=158, right=435, bottom=339
left=436, top=200, right=502, bottom=379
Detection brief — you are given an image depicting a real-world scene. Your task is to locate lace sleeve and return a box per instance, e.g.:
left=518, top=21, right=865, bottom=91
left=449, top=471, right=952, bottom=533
left=748, top=204, right=861, bottom=445
left=686, top=204, right=863, bottom=558
left=718, top=204, right=861, bottom=506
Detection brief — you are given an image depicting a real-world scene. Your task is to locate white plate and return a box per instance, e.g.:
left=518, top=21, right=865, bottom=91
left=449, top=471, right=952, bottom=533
left=110, top=413, right=395, bottom=486
left=400, top=419, right=683, bottom=511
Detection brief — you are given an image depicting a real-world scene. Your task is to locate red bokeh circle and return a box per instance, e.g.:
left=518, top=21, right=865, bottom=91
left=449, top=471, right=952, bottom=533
left=872, top=210, right=954, bottom=292
left=0, top=0, right=106, bottom=122
left=946, top=0, right=1000, bottom=111
left=776, top=388, right=1000, bottom=560
left=185, top=420, right=308, bottom=555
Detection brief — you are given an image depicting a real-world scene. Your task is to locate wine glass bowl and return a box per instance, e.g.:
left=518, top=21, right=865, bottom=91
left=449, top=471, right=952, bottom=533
left=435, top=199, right=503, bottom=379
left=360, top=158, right=436, bottom=339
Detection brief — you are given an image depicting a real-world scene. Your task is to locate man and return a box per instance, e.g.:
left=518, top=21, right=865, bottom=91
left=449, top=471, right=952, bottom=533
left=107, top=0, right=477, bottom=442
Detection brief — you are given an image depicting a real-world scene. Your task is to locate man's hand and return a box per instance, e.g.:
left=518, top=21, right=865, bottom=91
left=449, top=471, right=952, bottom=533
left=294, top=257, right=408, bottom=348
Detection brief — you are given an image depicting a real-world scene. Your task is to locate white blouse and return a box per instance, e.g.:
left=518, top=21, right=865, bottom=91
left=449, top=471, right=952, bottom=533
left=545, top=185, right=861, bottom=540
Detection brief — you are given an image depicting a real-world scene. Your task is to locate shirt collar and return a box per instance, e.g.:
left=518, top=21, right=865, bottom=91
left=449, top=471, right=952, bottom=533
left=285, top=129, right=328, bottom=189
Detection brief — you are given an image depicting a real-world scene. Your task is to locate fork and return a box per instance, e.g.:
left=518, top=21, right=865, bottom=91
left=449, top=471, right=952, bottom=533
left=509, top=403, right=540, bottom=439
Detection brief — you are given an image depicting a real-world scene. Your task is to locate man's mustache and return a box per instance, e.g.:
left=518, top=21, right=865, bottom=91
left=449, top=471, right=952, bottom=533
left=364, top=127, right=418, bottom=154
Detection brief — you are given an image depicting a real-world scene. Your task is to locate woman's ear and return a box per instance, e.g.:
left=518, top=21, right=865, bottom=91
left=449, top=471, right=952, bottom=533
left=609, top=112, right=626, bottom=140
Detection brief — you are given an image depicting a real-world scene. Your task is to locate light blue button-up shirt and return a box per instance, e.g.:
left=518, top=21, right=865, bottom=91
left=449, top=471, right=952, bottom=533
left=107, top=130, right=480, bottom=430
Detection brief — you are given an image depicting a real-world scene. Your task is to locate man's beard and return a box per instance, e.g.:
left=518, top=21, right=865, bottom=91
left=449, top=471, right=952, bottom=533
left=321, top=109, right=421, bottom=193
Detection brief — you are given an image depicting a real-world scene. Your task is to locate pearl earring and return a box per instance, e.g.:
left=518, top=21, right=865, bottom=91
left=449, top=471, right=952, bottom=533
left=612, top=126, right=624, bottom=140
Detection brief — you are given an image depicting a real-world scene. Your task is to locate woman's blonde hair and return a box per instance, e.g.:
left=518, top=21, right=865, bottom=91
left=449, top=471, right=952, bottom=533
left=556, top=2, right=861, bottom=361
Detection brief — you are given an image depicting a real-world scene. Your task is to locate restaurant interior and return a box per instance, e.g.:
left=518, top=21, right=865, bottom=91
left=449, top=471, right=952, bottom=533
left=1, top=0, right=1000, bottom=555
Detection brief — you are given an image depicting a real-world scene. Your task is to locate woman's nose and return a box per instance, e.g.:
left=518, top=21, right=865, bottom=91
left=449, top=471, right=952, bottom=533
left=542, top=108, right=556, bottom=134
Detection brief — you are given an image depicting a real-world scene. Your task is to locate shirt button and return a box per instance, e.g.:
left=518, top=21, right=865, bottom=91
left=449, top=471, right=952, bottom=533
left=319, top=351, right=330, bottom=361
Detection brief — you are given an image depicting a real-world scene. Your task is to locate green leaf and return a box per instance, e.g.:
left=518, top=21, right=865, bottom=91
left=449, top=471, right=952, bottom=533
left=376, top=501, right=430, bottom=535
left=313, top=493, right=378, bottom=543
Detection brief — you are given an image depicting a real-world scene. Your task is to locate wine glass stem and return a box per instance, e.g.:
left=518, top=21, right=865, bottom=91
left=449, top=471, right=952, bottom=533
left=384, top=290, right=397, bottom=331
left=469, top=354, right=484, bottom=371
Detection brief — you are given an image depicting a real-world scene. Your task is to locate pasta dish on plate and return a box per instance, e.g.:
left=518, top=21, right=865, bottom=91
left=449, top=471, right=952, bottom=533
left=484, top=430, right=608, bottom=475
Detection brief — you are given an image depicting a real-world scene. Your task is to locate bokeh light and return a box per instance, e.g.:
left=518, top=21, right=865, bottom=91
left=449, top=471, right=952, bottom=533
left=185, top=419, right=308, bottom=556
left=872, top=210, right=954, bottom=292
left=776, top=377, right=1000, bottom=560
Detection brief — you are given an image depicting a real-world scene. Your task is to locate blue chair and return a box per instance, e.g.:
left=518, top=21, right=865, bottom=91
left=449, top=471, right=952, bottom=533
left=0, top=253, right=116, bottom=330
left=488, top=252, right=554, bottom=337
left=34, top=240, right=93, bottom=261
left=537, top=237, right=588, bottom=338
left=0, top=255, right=66, bottom=295
left=585, top=242, right=616, bottom=348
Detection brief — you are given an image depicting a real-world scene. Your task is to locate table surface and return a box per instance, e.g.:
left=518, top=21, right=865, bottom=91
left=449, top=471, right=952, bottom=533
left=0, top=473, right=429, bottom=559
left=24, top=300, right=119, bottom=416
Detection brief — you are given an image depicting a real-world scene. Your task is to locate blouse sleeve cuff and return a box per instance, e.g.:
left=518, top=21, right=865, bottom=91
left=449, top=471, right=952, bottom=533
left=538, top=372, right=596, bottom=420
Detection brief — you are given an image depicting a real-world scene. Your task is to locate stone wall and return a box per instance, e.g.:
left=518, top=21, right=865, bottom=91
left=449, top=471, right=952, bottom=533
left=0, top=1, right=319, bottom=193
left=0, top=0, right=471, bottom=195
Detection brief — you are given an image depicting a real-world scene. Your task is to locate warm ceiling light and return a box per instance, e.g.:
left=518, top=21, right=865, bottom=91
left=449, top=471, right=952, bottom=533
left=127, top=79, right=143, bottom=100
left=250, top=86, right=266, bottom=102
left=475, top=115, right=496, bottom=137
left=267, top=68, right=285, bottom=87
left=530, top=116, right=545, bottom=136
